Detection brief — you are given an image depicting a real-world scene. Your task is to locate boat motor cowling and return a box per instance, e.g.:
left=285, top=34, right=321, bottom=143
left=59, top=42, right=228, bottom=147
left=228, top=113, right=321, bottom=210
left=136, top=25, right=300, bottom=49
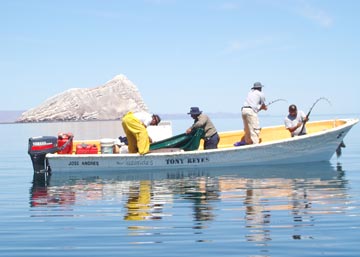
left=28, top=136, right=58, bottom=173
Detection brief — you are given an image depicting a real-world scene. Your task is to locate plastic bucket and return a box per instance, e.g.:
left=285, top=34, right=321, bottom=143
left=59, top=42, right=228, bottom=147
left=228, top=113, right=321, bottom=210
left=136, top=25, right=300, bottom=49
left=100, top=138, right=114, bottom=154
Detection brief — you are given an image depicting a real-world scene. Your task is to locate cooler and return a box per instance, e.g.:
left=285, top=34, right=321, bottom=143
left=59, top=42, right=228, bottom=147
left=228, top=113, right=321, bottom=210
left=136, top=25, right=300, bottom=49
left=57, top=132, right=73, bottom=154
left=76, top=143, right=98, bottom=154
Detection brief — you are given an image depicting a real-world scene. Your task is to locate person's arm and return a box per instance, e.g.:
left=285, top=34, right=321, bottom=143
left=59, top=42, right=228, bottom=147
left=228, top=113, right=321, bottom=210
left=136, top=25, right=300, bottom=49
left=285, top=118, right=301, bottom=133
left=192, top=115, right=206, bottom=128
left=260, top=103, right=268, bottom=111
left=301, top=111, right=309, bottom=123
left=287, top=122, right=302, bottom=133
left=259, top=94, right=267, bottom=111
left=186, top=115, right=206, bottom=134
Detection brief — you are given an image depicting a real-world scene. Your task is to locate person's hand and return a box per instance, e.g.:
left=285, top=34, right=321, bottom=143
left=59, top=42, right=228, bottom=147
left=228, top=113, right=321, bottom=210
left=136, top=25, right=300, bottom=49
left=186, top=128, right=192, bottom=134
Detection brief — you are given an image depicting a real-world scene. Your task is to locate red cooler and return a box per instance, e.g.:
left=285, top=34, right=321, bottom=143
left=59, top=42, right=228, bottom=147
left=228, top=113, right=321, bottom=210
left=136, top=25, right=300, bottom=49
left=57, top=132, right=73, bottom=154
left=76, top=143, right=98, bottom=154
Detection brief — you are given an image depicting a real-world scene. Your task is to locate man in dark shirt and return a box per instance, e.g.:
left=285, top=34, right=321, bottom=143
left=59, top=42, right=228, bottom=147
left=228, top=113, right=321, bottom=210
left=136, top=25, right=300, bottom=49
left=186, top=107, right=219, bottom=149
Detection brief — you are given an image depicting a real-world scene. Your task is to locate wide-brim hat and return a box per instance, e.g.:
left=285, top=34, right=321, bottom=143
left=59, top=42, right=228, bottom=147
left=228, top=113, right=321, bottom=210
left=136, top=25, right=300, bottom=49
left=188, top=107, right=202, bottom=115
left=252, top=82, right=264, bottom=89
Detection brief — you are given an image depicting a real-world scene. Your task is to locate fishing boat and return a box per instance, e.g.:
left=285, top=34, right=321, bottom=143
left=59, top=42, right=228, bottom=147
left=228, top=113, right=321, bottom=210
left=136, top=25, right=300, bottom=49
left=28, top=118, right=358, bottom=173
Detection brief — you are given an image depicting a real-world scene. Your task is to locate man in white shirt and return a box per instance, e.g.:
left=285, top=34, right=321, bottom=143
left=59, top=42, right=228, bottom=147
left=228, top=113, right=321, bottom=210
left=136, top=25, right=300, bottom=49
left=284, top=104, right=308, bottom=137
left=240, top=82, right=267, bottom=145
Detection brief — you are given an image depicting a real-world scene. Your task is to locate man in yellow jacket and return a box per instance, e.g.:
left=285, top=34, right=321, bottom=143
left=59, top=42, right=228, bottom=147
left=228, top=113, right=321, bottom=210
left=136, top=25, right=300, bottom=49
left=122, top=111, right=161, bottom=155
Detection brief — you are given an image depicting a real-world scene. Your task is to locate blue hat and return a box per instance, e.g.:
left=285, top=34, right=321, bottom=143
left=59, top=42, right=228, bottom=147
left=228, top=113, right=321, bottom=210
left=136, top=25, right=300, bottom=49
left=188, top=107, right=202, bottom=115
left=252, top=82, right=264, bottom=89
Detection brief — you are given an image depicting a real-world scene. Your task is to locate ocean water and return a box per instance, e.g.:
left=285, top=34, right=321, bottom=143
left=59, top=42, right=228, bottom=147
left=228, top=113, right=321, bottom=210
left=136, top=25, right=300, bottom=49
left=0, top=115, right=360, bottom=257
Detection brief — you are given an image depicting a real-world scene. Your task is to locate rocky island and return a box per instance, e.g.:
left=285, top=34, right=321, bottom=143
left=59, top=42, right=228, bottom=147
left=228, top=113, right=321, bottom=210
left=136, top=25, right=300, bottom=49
left=16, top=74, right=148, bottom=122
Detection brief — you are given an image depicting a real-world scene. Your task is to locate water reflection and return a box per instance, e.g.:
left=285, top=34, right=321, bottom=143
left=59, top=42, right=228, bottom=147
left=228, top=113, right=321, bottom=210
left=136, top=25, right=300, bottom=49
left=124, top=181, right=165, bottom=221
left=30, top=162, right=348, bottom=244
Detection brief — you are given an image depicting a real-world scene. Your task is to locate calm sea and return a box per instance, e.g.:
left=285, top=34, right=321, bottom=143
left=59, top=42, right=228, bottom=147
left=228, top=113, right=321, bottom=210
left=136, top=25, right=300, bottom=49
left=0, top=115, right=359, bottom=257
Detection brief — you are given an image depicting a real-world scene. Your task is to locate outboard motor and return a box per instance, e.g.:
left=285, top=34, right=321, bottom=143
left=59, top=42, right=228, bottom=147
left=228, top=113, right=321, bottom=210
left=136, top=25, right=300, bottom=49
left=28, top=136, right=58, bottom=173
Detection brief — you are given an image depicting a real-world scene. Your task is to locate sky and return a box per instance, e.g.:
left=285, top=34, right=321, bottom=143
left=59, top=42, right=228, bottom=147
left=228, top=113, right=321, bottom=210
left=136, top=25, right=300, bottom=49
left=1, top=0, right=360, bottom=116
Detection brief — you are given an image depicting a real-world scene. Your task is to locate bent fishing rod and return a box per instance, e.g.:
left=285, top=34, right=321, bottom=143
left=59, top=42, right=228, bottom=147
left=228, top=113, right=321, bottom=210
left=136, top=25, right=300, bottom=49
left=266, top=98, right=287, bottom=106
left=299, top=97, right=332, bottom=135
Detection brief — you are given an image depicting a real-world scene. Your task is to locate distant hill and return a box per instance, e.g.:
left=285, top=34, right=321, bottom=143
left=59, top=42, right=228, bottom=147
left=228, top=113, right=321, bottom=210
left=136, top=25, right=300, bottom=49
left=16, top=74, right=148, bottom=122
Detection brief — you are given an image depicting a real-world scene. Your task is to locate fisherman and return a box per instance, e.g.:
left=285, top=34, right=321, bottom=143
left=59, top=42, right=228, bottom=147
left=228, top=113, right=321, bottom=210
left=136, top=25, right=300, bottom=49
left=186, top=107, right=219, bottom=149
left=122, top=111, right=161, bottom=154
left=284, top=104, right=309, bottom=137
left=237, top=82, right=267, bottom=145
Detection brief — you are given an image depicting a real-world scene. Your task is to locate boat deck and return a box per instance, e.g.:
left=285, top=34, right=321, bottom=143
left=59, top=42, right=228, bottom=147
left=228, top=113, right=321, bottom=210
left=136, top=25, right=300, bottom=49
left=216, top=119, right=347, bottom=149
left=67, top=119, right=347, bottom=153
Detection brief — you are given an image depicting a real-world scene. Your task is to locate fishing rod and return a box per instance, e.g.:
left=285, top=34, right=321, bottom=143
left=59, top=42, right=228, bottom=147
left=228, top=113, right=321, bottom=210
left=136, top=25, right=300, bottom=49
left=299, top=97, right=332, bottom=135
left=266, top=98, right=287, bottom=106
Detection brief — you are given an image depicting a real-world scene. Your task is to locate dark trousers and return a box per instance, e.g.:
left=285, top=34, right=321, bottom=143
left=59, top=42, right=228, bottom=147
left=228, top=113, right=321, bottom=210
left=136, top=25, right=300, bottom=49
left=204, top=133, right=220, bottom=150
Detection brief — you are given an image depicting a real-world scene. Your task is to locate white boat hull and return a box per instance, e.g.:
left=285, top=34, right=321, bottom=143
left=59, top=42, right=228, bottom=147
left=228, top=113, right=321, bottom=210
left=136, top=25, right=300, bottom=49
left=45, top=119, right=358, bottom=173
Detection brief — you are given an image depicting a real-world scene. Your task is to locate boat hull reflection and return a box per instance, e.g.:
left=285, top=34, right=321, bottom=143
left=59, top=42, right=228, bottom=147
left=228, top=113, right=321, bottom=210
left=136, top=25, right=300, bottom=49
left=30, top=162, right=348, bottom=242
left=39, top=161, right=344, bottom=185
